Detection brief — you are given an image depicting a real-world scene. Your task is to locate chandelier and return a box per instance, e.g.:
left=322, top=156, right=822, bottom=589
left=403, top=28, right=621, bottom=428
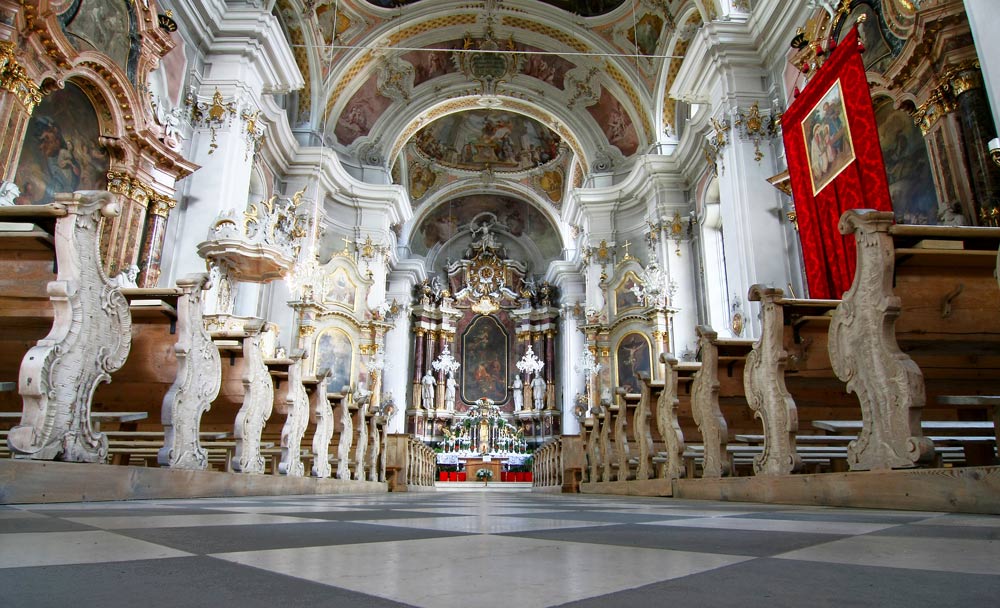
left=516, top=345, right=544, bottom=377
left=431, top=345, right=461, bottom=377
left=631, top=260, right=678, bottom=309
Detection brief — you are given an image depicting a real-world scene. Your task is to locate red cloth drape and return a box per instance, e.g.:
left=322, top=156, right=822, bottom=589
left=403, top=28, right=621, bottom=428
left=782, top=27, right=893, bottom=299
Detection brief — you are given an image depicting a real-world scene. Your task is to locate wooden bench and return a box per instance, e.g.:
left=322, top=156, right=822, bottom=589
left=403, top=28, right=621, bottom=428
left=829, top=211, right=1000, bottom=470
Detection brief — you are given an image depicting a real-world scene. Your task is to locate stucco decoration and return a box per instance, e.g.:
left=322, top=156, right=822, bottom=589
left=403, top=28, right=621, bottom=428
left=828, top=210, right=934, bottom=470
left=689, top=325, right=731, bottom=478
left=158, top=273, right=222, bottom=470
left=231, top=320, right=275, bottom=474
left=743, top=285, right=803, bottom=476
left=9, top=191, right=130, bottom=463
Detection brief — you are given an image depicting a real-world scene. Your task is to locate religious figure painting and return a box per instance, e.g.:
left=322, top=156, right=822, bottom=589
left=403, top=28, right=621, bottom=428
left=412, top=110, right=562, bottom=172
left=461, top=315, right=509, bottom=404
left=616, top=332, right=651, bottom=394
left=333, top=75, right=392, bottom=145
left=403, top=41, right=460, bottom=86
left=62, top=0, right=135, bottom=81
left=802, top=80, right=856, bottom=195
left=614, top=273, right=642, bottom=314
left=14, top=82, right=109, bottom=205
left=323, top=267, right=357, bottom=308
left=875, top=100, right=939, bottom=225
left=587, top=89, right=639, bottom=156
left=314, top=329, right=354, bottom=392
left=625, top=13, right=664, bottom=57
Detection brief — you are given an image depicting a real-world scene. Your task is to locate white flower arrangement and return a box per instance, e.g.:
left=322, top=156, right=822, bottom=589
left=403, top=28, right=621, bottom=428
left=475, top=468, right=494, bottom=481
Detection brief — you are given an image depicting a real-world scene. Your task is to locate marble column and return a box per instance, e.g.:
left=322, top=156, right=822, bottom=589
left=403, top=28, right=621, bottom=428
left=137, top=194, right=176, bottom=287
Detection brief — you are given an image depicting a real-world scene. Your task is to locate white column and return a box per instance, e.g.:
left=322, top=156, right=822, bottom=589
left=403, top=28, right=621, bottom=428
left=560, top=313, right=585, bottom=435
left=965, top=0, right=1000, bottom=130
left=717, top=135, right=794, bottom=337
left=384, top=263, right=422, bottom=433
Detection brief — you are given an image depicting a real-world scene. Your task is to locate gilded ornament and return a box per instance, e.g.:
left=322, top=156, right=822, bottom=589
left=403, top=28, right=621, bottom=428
left=0, top=41, right=42, bottom=113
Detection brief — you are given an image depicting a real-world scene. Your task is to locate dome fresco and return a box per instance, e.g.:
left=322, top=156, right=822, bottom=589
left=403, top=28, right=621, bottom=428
left=413, top=110, right=563, bottom=173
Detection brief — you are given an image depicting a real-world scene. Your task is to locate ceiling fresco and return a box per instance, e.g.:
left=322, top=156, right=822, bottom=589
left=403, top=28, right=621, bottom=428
left=411, top=194, right=562, bottom=262
left=362, top=0, right=627, bottom=17
left=412, top=110, right=563, bottom=173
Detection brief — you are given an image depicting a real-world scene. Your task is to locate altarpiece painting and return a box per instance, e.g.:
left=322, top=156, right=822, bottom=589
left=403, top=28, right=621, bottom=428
left=461, top=315, right=509, bottom=404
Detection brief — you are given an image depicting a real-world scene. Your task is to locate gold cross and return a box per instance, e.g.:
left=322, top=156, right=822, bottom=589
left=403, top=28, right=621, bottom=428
left=622, top=240, right=632, bottom=258
left=341, top=235, right=354, bottom=253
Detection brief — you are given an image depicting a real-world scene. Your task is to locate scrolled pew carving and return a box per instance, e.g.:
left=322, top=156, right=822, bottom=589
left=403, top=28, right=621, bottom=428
left=231, top=320, right=274, bottom=474
left=829, top=210, right=934, bottom=470
left=158, top=273, right=221, bottom=470
left=10, top=191, right=131, bottom=463
left=335, top=388, right=353, bottom=480
left=310, top=368, right=334, bottom=478
left=353, top=388, right=372, bottom=481
left=612, top=388, right=631, bottom=481
left=634, top=372, right=657, bottom=481
left=689, top=326, right=730, bottom=478
left=744, top=285, right=802, bottom=475
left=278, top=351, right=310, bottom=477
left=656, top=353, right=686, bottom=480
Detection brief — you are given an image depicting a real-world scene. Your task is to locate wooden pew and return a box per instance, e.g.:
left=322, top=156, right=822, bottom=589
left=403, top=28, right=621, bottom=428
left=654, top=354, right=698, bottom=480
left=830, top=210, right=1000, bottom=470
left=689, top=326, right=755, bottom=477
left=3, top=192, right=131, bottom=463
left=211, top=318, right=274, bottom=474
left=744, top=285, right=844, bottom=475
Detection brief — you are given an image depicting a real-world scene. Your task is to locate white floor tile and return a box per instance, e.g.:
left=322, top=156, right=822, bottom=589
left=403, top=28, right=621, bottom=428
left=912, top=514, right=1000, bottom=528
left=62, top=513, right=328, bottom=529
left=351, top=515, right=618, bottom=534
left=211, top=534, right=751, bottom=608
left=0, top=531, right=191, bottom=568
left=775, top=535, right=1000, bottom=575
left=641, top=517, right=901, bottom=535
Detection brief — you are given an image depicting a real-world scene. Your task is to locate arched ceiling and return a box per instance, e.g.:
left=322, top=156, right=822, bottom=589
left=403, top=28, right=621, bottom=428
left=273, top=0, right=719, bottom=248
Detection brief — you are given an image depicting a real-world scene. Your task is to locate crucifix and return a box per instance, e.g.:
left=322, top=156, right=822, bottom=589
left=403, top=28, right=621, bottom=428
left=341, top=235, right=354, bottom=254
left=621, top=240, right=632, bottom=259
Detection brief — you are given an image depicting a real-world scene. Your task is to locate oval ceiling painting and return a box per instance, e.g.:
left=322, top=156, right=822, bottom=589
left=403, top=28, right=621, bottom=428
left=412, top=110, right=562, bottom=173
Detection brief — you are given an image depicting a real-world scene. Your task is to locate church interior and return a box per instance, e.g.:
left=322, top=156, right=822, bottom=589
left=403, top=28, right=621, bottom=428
left=0, top=0, right=999, bottom=605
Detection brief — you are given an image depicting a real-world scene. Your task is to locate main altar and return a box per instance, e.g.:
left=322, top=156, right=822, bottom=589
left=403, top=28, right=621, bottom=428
left=405, top=217, right=561, bottom=452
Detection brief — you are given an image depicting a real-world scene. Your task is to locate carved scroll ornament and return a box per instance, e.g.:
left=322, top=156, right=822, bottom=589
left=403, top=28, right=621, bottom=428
left=828, top=210, right=933, bottom=470
left=158, top=273, right=222, bottom=470
left=10, top=191, right=131, bottom=463
left=335, top=391, right=354, bottom=480
left=690, top=326, right=731, bottom=478
left=231, top=320, right=274, bottom=474
left=278, top=352, right=310, bottom=477
left=743, top=285, right=802, bottom=475
left=656, top=354, right=686, bottom=480
left=311, top=368, right=334, bottom=478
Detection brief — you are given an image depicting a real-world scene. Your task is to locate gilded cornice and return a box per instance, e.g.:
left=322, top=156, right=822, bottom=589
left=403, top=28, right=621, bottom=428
left=0, top=41, right=42, bottom=113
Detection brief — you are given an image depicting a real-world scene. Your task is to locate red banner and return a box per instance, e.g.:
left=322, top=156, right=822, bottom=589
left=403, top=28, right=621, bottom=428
left=782, top=27, right=892, bottom=300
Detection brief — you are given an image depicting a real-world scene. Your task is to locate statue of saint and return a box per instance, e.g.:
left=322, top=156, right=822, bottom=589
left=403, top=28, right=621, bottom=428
left=511, top=374, right=523, bottom=411
left=531, top=373, right=547, bottom=411
left=445, top=374, right=457, bottom=411
left=421, top=370, right=435, bottom=410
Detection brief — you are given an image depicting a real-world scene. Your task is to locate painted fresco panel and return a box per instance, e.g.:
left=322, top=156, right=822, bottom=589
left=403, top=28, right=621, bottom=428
left=626, top=13, right=664, bottom=56
left=876, top=100, right=939, bottom=224
left=14, top=82, right=109, bottom=205
left=402, top=41, right=461, bottom=86
left=413, top=110, right=562, bottom=172
left=315, top=329, right=354, bottom=391
left=461, top=315, right=509, bottom=404
left=412, top=194, right=561, bottom=261
left=333, top=75, right=393, bottom=145
left=587, top=89, right=638, bottom=156
left=616, top=332, right=651, bottom=394
left=364, top=0, right=625, bottom=16
left=521, top=45, right=574, bottom=89
left=63, top=0, right=133, bottom=78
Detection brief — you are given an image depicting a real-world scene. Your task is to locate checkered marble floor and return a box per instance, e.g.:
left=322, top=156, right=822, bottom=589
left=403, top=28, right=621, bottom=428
left=2, top=492, right=998, bottom=608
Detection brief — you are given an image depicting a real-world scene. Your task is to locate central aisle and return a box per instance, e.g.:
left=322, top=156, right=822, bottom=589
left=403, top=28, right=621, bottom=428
left=2, top=492, right=997, bottom=607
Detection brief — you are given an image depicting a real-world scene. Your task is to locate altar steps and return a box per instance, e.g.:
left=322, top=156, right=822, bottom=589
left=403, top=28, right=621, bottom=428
left=434, top=481, right=533, bottom=492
